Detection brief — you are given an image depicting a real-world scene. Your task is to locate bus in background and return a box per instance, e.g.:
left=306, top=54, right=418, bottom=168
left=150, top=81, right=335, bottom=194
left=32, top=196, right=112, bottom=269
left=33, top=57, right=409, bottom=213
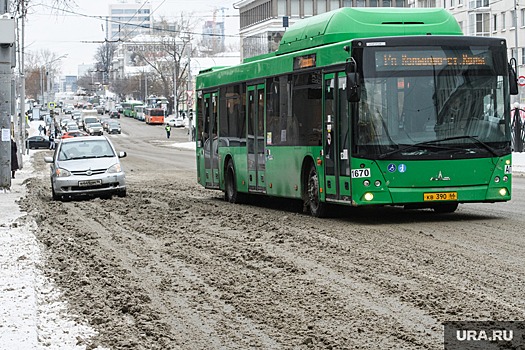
left=134, top=105, right=145, bottom=121
left=195, top=8, right=518, bottom=217
left=121, top=100, right=143, bottom=118
left=145, top=108, right=165, bottom=125
left=146, top=95, right=169, bottom=111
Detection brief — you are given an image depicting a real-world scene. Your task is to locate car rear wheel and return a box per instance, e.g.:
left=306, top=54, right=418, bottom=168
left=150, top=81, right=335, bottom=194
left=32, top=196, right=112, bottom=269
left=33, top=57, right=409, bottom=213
left=117, top=189, right=127, bottom=198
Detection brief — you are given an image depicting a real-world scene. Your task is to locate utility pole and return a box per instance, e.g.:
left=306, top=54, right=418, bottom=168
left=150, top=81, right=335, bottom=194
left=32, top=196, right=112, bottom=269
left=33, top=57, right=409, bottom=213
left=1, top=0, right=16, bottom=190
left=18, top=0, right=25, bottom=156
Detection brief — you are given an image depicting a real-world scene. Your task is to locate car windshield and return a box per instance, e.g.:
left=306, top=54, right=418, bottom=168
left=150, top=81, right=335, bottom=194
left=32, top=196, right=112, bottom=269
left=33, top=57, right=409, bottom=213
left=58, top=140, right=115, bottom=160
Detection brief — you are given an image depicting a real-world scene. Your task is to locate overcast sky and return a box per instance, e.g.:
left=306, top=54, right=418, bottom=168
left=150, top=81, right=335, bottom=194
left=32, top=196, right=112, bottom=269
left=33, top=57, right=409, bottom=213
left=24, top=0, right=240, bottom=75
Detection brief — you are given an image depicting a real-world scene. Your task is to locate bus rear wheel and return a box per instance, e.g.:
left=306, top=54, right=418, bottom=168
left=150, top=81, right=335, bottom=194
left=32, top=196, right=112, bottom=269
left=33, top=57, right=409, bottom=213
left=306, top=164, right=326, bottom=218
left=225, top=159, right=240, bottom=203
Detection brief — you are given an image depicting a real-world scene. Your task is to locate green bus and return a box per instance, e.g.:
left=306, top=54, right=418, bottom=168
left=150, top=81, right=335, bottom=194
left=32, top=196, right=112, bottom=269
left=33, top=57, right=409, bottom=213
left=121, top=100, right=143, bottom=118
left=195, top=8, right=518, bottom=217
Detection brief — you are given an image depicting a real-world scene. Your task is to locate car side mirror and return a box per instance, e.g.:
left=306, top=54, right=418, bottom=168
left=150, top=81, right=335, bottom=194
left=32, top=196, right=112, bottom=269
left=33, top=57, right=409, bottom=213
left=118, top=151, right=127, bottom=158
left=44, top=156, right=53, bottom=163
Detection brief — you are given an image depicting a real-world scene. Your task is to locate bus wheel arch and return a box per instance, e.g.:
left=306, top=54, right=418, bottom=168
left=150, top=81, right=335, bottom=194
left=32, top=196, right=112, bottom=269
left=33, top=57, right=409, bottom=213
left=302, top=158, right=327, bottom=218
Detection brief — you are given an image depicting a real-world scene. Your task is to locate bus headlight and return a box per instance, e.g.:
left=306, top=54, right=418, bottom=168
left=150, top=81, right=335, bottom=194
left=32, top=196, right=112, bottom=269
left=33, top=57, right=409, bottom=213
left=499, top=188, right=507, bottom=196
left=364, top=192, right=374, bottom=201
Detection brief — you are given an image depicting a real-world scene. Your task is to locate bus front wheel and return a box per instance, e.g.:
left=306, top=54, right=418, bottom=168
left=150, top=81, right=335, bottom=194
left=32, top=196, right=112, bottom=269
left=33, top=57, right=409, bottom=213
left=306, top=164, right=327, bottom=218
left=225, top=159, right=240, bottom=203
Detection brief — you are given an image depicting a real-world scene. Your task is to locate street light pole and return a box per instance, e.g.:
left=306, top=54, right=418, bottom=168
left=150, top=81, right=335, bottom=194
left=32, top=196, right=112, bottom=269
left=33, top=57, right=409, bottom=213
left=42, top=54, right=67, bottom=106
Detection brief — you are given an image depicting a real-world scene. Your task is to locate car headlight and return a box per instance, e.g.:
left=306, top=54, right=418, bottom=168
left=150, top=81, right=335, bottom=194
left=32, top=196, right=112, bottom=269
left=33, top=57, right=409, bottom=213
left=107, top=163, right=122, bottom=173
left=55, top=168, right=71, bottom=177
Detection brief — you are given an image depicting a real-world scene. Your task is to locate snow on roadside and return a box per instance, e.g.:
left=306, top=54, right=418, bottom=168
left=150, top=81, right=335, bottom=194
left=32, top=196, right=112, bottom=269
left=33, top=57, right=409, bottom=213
left=0, top=156, right=108, bottom=350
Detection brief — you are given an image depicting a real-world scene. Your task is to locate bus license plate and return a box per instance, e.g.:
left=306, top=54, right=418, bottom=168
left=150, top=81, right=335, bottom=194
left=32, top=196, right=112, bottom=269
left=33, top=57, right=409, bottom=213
left=424, top=192, right=457, bottom=201
left=78, top=179, right=102, bottom=187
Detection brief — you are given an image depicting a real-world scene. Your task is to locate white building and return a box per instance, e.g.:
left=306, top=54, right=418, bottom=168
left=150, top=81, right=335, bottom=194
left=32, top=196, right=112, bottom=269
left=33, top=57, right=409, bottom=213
left=444, top=0, right=525, bottom=102
left=108, top=1, right=152, bottom=42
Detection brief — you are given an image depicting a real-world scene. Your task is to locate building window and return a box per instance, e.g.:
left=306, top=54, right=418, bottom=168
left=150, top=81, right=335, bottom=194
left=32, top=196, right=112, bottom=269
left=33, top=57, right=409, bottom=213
left=521, top=9, right=525, bottom=27
left=521, top=48, right=525, bottom=65
left=278, top=0, right=286, bottom=15
left=493, top=14, right=497, bottom=31
left=330, top=0, right=340, bottom=11
left=469, top=0, right=488, bottom=9
left=316, top=0, right=328, bottom=13
left=370, top=0, right=379, bottom=6
left=458, top=20, right=464, bottom=32
left=356, top=0, right=366, bottom=6
left=291, top=0, right=300, bottom=16
left=501, top=12, right=506, bottom=30
left=469, top=12, right=490, bottom=36
left=304, top=0, right=314, bottom=16
left=458, top=0, right=463, bottom=6
left=511, top=10, right=516, bottom=29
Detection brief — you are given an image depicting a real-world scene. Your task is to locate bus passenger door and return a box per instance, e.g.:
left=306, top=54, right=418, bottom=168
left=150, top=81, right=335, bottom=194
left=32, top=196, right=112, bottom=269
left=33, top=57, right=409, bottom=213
left=203, top=92, right=220, bottom=188
left=323, top=73, right=352, bottom=202
left=247, top=84, right=266, bottom=193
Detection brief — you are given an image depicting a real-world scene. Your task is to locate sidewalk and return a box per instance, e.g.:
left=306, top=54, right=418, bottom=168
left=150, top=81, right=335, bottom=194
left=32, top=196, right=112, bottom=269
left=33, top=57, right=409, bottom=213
left=0, top=153, right=103, bottom=350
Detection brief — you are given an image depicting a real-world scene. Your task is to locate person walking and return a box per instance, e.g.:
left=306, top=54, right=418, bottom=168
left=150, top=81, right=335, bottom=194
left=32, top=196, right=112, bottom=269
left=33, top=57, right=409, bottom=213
left=49, top=133, right=55, bottom=150
left=165, top=124, right=171, bottom=139
left=11, top=138, right=19, bottom=179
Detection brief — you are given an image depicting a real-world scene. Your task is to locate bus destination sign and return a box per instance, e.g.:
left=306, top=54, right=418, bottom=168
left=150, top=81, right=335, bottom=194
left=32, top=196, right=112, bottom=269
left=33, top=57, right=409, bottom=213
left=375, top=50, right=491, bottom=71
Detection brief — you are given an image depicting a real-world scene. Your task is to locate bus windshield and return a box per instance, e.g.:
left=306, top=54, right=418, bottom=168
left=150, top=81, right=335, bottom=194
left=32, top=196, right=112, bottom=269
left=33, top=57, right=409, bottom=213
left=354, top=40, right=512, bottom=160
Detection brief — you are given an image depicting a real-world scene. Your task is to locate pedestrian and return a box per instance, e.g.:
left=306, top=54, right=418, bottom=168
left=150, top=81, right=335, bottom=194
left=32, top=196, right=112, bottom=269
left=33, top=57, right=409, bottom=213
left=38, top=124, right=43, bottom=135
left=49, top=133, right=55, bottom=150
left=11, top=138, right=19, bottom=179
left=165, top=124, right=171, bottom=139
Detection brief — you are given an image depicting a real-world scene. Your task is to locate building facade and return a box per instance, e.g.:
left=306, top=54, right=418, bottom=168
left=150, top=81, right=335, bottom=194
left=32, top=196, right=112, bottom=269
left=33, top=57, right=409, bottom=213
left=108, top=1, right=152, bottom=42
left=234, top=0, right=525, bottom=101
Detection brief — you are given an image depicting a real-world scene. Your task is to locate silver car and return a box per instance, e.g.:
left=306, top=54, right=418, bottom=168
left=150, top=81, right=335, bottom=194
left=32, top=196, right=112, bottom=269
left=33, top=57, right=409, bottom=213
left=87, top=122, right=104, bottom=136
left=44, top=136, right=127, bottom=200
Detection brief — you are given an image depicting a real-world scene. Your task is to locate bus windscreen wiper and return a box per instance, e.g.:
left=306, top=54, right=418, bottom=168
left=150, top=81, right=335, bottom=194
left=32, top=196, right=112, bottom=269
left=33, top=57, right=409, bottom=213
left=427, top=135, right=499, bottom=157
left=378, top=135, right=497, bottom=159
left=378, top=142, right=460, bottom=159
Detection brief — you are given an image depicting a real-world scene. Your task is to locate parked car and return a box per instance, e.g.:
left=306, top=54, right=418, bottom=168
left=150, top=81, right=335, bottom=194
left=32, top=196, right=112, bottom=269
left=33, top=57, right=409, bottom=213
left=87, top=122, right=104, bottom=136
left=106, top=121, right=121, bottom=134
left=44, top=136, right=127, bottom=200
left=165, top=115, right=184, bottom=127
left=26, top=135, right=50, bottom=149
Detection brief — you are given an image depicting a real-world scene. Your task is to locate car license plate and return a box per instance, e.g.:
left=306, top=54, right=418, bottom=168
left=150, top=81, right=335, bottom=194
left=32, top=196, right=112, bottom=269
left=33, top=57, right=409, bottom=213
left=78, top=179, right=102, bottom=187
left=423, top=192, right=457, bottom=201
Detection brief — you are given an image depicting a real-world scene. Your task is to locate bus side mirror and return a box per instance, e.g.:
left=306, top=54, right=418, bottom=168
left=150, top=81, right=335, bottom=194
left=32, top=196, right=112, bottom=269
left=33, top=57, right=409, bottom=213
left=509, top=59, right=519, bottom=95
left=345, top=58, right=360, bottom=102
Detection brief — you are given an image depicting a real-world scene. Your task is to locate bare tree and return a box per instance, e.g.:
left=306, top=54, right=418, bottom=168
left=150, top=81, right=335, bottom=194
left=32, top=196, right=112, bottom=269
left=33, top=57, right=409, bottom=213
left=93, top=42, right=118, bottom=85
left=127, top=14, right=197, bottom=114
left=24, top=49, right=66, bottom=102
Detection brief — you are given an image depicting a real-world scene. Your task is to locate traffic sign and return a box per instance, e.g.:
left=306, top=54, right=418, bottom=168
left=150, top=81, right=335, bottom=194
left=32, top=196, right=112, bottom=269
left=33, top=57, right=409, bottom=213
left=519, top=76, right=525, bottom=86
